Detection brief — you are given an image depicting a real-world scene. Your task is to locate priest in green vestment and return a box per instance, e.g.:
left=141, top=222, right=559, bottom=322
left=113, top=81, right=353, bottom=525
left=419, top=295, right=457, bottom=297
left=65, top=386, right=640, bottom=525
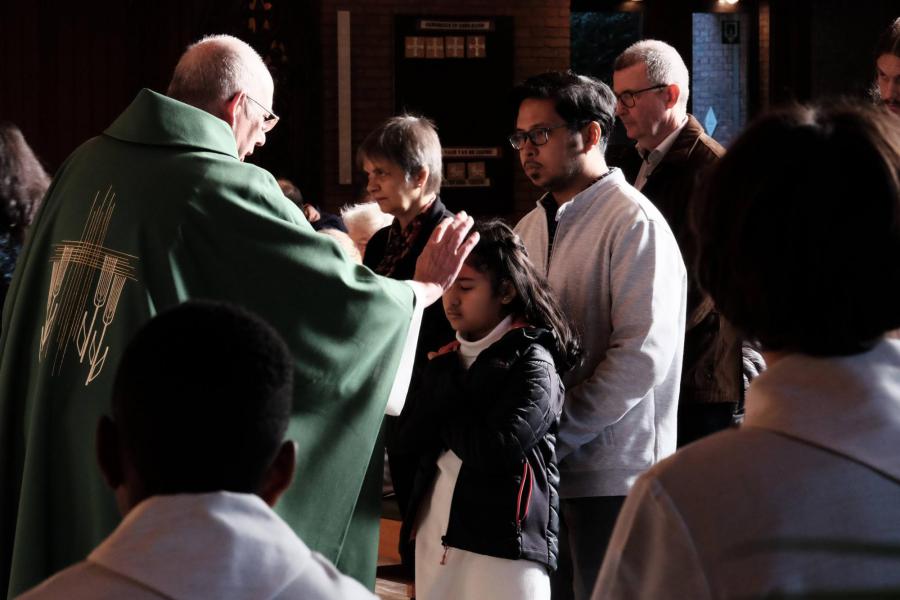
left=0, top=35, right=476, bottom=597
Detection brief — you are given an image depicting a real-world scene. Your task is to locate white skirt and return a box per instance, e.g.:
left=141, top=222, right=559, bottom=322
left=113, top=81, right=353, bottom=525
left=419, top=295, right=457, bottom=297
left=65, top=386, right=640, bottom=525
left=414, top=450, right=550, bottom=600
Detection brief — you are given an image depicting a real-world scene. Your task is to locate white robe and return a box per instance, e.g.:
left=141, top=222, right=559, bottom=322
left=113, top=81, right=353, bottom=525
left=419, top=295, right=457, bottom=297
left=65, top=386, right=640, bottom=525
left=18, top=492, right=376, bottom=600
left=414, top=316, right=550, bottom=600
left=594, top=337, right=900, bottom=599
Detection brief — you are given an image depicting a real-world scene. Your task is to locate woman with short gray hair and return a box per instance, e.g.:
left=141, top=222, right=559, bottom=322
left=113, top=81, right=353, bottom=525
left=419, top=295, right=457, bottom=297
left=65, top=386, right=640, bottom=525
left=358, top=115, right=454, bottom=564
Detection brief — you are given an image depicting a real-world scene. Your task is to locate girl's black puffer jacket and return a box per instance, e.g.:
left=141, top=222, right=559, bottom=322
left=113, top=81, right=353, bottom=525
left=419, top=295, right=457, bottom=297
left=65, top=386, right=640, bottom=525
left=396, top=326, right=566, bottom=570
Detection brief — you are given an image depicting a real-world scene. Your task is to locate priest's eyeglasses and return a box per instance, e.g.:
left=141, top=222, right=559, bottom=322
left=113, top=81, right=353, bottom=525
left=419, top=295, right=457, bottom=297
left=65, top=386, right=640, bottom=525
left=245, top=94, right=280, bottom=132
left=615, top=84, right=668, bottom=108
left=508, top=123, right=569, bottom=150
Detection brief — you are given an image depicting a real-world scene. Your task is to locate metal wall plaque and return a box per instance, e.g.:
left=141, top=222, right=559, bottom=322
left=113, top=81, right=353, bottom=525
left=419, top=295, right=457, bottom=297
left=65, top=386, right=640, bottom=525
left=722, top=20, right=740, bottom=44
left=395, top=16, right=513, bottom=215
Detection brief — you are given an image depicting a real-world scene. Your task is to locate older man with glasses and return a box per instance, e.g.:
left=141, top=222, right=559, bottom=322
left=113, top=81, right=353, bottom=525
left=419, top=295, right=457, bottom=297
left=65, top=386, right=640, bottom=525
left=0, top=34, right=477, bottom=597
left=611, top=40, right=760, bottom=449
left=510, top=70, right=686, bottom=600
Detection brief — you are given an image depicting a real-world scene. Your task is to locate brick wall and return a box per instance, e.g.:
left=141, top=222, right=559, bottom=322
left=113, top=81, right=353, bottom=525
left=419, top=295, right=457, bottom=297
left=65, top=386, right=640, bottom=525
left=691, top=13, right=748, bottom=147
left=317, top=0, right=569, bottom=221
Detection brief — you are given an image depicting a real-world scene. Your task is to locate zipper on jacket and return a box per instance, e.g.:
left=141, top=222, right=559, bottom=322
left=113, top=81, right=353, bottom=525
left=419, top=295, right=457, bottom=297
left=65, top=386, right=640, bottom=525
left=515, top=461, right=534, bottom=532
left=544, top=169, right=614, bottom=275
left=546, top=214, right=559, bottom=276
left=541, top=194, right=560, bottom=276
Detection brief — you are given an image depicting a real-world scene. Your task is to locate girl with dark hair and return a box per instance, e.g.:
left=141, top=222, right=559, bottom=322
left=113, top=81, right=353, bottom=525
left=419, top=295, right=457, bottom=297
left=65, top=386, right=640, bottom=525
left=0, top=122, right=49, bottom=309
left=397, top=219, right=579, bottom=600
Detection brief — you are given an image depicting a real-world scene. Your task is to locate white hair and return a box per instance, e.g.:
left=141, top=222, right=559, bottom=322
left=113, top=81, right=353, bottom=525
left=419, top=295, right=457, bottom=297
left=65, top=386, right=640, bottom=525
left=319, top=228, right=362, bottom=264
left=341, top=201, right=393, bottom=238
left=167, top=34, right=271, bottom=112
left=615, top=39, right=690, bottom=113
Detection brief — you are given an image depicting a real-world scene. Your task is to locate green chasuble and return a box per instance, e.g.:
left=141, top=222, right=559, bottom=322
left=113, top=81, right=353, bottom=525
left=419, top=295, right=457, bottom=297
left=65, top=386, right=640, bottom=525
left=0, top=90, right=414, bottom=596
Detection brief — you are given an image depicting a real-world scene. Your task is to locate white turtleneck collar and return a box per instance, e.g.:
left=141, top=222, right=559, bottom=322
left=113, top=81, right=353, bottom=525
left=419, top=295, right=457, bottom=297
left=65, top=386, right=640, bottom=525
left=456, top=314, right=515, bottom=369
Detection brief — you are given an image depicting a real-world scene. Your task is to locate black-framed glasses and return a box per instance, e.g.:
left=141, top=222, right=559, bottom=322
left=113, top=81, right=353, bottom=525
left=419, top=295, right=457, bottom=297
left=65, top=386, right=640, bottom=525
left=615, top=84, right=668, bottom=108
left=244, top=94, right=280, bottom=132
left=508, top=123, right=569, bottom=150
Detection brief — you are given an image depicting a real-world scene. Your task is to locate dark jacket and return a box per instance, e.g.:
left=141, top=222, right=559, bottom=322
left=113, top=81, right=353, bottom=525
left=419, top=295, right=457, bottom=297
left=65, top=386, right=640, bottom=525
left=396, top=327, right=565, bottom=570
left=618, top=115, right=724, bottom=261
left=0, top=233, right=21, bottom=323
left=310, top=210, right=347, bottom=233
left=363, top=196, right=455, bottom=375
left=613, top=115, right=742, bottom=410
left=363, top=197, right=455, bottom=521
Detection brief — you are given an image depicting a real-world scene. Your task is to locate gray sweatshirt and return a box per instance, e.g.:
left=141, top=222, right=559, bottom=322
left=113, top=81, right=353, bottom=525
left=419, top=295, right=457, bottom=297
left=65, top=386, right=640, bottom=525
left=515, top=169, right=686, bottom=498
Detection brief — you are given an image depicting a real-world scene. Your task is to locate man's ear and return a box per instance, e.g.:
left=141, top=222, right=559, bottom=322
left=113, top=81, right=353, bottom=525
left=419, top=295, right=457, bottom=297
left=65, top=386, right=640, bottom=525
left=665, top=84, right=680, bottom=110
left=223, top=92, right=245, bottom=129
left=257, top=441, right=297, bottom=507
left=96, top=416, right=123, bottom=491
left=583, top=121, right=603, bottom=151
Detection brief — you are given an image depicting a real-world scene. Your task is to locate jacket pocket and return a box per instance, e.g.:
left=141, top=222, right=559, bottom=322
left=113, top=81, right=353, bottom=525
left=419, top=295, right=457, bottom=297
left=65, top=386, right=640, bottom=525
left=515, top=461, right=534, bottom=531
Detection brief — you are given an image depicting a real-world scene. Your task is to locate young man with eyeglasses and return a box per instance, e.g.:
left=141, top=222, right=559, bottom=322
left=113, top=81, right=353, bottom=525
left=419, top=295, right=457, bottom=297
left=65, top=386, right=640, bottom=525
left=0, top=34, right=477, bottom=597
left=612, top=40, right=756, bottom=449
left=511, top=71, right=686, bottom=600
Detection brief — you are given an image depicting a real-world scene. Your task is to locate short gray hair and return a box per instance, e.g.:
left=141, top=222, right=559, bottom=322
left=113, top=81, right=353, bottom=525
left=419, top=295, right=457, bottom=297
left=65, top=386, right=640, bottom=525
left=614, top=40, right=690, bottom=112
left=167, top=34, right=270, bottom=112
left=357, top=115, right=443, bottom=196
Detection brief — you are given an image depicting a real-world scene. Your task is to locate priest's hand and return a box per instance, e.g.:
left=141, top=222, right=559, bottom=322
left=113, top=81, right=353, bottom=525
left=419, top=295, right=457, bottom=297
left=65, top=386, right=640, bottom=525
left=411, top=212, right=479, bottom=306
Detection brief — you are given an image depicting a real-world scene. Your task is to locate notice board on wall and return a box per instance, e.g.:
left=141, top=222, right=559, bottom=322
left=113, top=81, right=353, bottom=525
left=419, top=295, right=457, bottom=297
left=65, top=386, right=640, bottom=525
left=395, top=15, right=514, bottom=217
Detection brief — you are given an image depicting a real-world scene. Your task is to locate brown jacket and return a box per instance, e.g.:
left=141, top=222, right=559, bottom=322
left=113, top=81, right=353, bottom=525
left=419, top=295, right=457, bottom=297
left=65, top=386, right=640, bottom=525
left=614, top=115, right=739, bottom=406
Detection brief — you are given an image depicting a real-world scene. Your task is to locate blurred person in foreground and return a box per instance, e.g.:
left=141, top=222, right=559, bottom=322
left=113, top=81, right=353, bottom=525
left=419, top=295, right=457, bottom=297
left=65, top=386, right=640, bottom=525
left=594, top=102, right=900, bottom=599
left=20, top=301, right=376, bottom=599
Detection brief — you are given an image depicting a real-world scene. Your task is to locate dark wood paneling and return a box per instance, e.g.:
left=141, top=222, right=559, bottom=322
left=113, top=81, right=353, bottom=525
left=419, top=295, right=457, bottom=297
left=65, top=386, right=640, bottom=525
left=0, top=0, right=319, bottom=189
left=767, top=0, right=897, bottom=106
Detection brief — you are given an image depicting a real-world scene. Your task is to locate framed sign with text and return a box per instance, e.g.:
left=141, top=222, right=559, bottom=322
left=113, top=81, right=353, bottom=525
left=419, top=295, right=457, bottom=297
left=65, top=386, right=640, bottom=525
left=395, top=15, right=514, bottom=216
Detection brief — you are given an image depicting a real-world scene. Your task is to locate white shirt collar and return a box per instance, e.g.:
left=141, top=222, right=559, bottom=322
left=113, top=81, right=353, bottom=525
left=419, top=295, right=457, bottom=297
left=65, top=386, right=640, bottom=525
left=538, top=168, right=623, bottom=222
left=745, top=337, right=900, bottom=482
left=456, top=314, right=515, bottom=369
left=634, top=117, right=688, bottom=191
left=88, top=492, right=309, bottom=600
left=639, top=116, right=689, bottom=167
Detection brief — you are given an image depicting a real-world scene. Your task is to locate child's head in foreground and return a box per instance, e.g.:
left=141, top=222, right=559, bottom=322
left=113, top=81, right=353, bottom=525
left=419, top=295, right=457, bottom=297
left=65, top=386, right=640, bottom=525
left=99, top=300, right=296, bottom=514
